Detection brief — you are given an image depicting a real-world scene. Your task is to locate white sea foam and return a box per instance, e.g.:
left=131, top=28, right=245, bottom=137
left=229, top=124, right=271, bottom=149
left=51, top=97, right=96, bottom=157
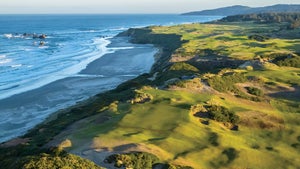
left=3, top=34, right=26, bottom=39
left=71, top=74, right=105, bottom=78
left=109, top=47, right=135, bottom=50
left=0, top=37, right=113, bottom=100
left=14, top=35, right=23, bottom=38
left=60, top=38, right=114, bottom=76
left=120, top=74, right=138, bottom=77
left=3, top=34, right=13, bottom=38
left=55, top=29, right=105, bottom=35
left=10, top=64, right=22, bottom=68
left=0, top=55, right=12, bottom=65
left=110, top=27, right=128, bottom=31
left=38, top=46, right=49, bottom=49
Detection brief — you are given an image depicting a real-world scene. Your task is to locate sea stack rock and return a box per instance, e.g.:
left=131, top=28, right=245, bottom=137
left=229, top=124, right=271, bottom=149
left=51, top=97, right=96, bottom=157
left=39, top=34, right=46, bottom=39
left=39, top=41, right=45, bottom=46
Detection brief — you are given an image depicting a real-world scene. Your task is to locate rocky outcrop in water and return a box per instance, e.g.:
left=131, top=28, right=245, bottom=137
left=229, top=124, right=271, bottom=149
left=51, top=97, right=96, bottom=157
left=22, top=33, right=47, bottom=39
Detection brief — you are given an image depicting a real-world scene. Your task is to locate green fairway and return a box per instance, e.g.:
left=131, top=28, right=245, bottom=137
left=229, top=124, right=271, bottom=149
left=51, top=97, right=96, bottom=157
left=63, top=22, right=300, bottom=168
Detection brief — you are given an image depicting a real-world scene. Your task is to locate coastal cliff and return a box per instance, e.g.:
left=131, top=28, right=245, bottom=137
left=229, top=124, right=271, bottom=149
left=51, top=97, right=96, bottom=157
left=118, top=28, right=184, bottom=73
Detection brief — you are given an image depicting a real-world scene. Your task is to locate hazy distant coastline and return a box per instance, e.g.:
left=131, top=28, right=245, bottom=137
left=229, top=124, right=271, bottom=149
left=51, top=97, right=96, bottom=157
left=182, top=4, right=300, bottom=16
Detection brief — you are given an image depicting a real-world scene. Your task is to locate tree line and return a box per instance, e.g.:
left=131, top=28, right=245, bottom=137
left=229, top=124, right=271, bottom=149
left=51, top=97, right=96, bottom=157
left=220, top=13, right=300, bottom=29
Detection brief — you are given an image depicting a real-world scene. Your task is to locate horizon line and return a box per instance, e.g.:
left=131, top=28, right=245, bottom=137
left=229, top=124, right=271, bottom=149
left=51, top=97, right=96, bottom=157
left=0, top=13, right=182, bottom=15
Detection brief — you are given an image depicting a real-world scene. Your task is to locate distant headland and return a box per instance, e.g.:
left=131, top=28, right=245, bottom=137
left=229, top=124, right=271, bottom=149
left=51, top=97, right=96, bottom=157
left=182, top=4, right=300, bottom=16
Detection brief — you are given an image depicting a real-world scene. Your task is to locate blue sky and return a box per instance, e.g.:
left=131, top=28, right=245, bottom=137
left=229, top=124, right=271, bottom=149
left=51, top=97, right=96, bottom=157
left=0, top=0, right=299, bottom=14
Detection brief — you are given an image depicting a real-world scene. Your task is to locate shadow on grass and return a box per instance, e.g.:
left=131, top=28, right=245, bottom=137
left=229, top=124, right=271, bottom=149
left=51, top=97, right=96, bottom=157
left=208, top=132, right=219, bottom=147
left=211, top=147, right=239, bottom=168
left=148, top=137, right=166, bottom=142
left=215, top=36, right=246, bottom=41
left=222, top=148, right=238, bottom=163
left=174, top=103, right=192, bottom=109
left=269, top=85, right=300, bottom=102
left=123, top=132, right=142, bottom=137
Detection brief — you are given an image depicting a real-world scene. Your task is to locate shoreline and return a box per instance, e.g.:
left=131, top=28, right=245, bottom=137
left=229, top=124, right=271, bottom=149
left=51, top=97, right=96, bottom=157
left=1, top=27, right=181, bottom=145
left=0, top=25, right=182, bottom=166
left=0, top=36, right=157, bottom=144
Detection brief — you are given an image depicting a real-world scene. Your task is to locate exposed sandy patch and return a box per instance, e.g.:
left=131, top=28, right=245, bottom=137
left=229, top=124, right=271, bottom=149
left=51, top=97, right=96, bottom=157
left=236, top=82, right=263, bottom=95
left=0, top=138, right=30, bottom=147
left=148, top=72, right=159, bottom=81
left=239, top=111, right=285, bottom=130
left=69, top=140, right=173, bottom=169
left=170, top=55, right=194, bottom=62
left=169, top=80, right=216, bottom=94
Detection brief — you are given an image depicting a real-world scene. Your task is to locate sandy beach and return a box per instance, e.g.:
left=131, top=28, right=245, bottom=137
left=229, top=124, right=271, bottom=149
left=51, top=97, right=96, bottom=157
left=0, top=37, right=156, bottom=143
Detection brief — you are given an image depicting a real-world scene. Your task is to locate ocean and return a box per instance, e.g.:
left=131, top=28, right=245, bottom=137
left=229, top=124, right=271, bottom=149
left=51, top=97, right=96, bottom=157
left=0, top=14, right=222, bottom=143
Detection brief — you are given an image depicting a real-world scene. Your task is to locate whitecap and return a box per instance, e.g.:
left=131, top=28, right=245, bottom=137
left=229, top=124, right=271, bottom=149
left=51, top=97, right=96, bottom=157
left=120, top=74, right=138, bottom=77
left=3, top=34, right=13, bottom=39
left=38, top=46, right=49, bottom=49
left=0, top=55, right=12, bottom=64
left=11, top=64, right=22, bottom=68
left=72, top=74, right=105, bottom=78
left=109, top=47, right=135, bottom=50
left=110, top=27, right=128, bottom=31
left=14, top=35, right=22, bottom=38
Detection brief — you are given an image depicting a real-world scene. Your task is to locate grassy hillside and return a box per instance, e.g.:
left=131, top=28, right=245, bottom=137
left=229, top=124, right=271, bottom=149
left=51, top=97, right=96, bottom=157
left=1, top=21, right=300, bottom=169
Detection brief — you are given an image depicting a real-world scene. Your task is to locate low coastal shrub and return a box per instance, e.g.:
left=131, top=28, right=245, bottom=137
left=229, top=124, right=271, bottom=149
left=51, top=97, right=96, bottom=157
left=22, top=151, right=103, bottom=169
left=207, top=73, right=247, bottom=93
left=169, top=62, right=199, bottom=72
left=245, top=87, right=264, bottom=96
left=130, top=90, right=153, bottom=104
left=263, top=53, right=300, bottom=68
left=105, top=152, right=193, bottom=169
left=153, top=163, right=194, bottom=169
left=190, top=104, right=207, bottom=115
left=275, top=55, right=300, bottom=68
left=153, top=62, right=199, bottom=85
left=171, top=78, right=202, bottom=89
left=207, top=72, right=262, bottom=101
left=105, top=152, right=159, bottom=169
left=193, top=104, right=240, bottom=125
left=248, top=34, right=270, bottom=42
left=206, top=105, right=240, bottom=125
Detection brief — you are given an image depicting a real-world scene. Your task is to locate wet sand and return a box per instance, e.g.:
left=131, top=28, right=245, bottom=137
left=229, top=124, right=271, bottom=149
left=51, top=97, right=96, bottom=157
left=0, top=37, right=156, bottom=143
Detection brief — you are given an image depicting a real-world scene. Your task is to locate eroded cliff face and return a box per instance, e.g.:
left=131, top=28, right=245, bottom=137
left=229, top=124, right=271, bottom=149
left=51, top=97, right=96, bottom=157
left=118, top=27, right=184, bottom=73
